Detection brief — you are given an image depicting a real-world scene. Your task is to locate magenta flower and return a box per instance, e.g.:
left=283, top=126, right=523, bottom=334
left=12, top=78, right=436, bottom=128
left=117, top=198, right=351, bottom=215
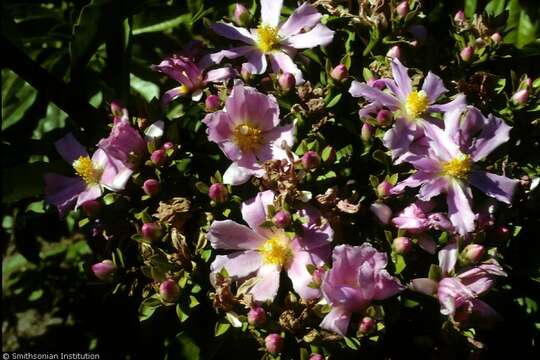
left=392, top=201, right=453, bottom=234
left=391, top=107, right=518, bottom=235
left=202, top=84, right=294, bottom=185
left=152, top=55, right=236, bottom=104
left=350, top=58, right=465, bottom=161
left=209, top=0, right=334, bottom=84
left=45, top=134, right=133, bottom=217
left=438, top=260, right=506, bottom=320
left=320, top=244, right=403, bottom=336
left=207, top=190, right=333, bottom=302
left=98, top=104, right=146, bottom=169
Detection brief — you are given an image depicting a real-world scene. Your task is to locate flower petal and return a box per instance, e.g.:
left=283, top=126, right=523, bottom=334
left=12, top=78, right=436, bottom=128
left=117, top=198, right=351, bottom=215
left=241, top=190, right=275, bottom=236
left=261, top=0, right=283, bottom=27
left=207, top=220, right=266, bottom=250
left=418, top=177, right=448, bottom=201
left=211, top=22, right=255, bottom=44
left=269, top=51, right=304, bottom=84
left=422, top=71, right=448, bottom=103
left=54, top=133, right=88, bottom=165
left=423, top=122, right=462, bottom=162
left=285, top=23, right=334, bottom=49
left=225, top=84, right=280, bottom=130
left=446, top=180, right=475, bottom=235
left=279, top=2, right=321, bottom=38
left=287, top=250, right=322, bottom=300
left=349, top=81, right=400, bottom=109
left=93, top=149, right=132, bottom=191
left=469, top=114, right=512, bottom=161
left=202, top=111, right=234, bottom=143
left=438, top=242, right=458, bottom=276
left=469, top=171, right=518, bottom=204
left=75, top=185, right=102, bottom=208
left=391, top=171, right=435, bottom=194
left=44, top=173, right=86, bottom=217
left=390, top=58, right=412, bottom=100
left=382, top=118, right=417, bottom=160
left=428, top=93, right=466, bottom=113
left=320, top=306, right=352, bottom=336
left=211, top=250, right=262, bottom=278
left=243, top=50, right=268, bottom=75
left=250, top=264, right=281, bottom=302
left=204, top=66, right=237, bottom=83
left=223, top=162, right=257, bottom=185
left=256, top=123, right=295, bottom=162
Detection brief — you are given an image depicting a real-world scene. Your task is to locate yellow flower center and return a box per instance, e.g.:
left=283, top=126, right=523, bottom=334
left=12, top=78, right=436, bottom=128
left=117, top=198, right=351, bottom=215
left=178, top=84, right=190, bottom=94
left=441, top=154, right=472, bottom=179
left=72, top=156, right=102, bottom=185
left=258, top=234, right=292, bottom=267
left=233, top=123, right=263, bottom=152
left=256, top=24, right=280, bottom=53
left=405, top=90, right=429, bottom=119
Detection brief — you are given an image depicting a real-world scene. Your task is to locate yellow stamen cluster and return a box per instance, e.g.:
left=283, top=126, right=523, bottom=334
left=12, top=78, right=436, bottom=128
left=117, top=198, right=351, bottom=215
left=233, top=123, right=263, bottom=152
left=405, top=90, right=429, bottom=119
left=259, top=234, right=292, bottom=267
left=178, top=84, right=190, bottom=95
left=441, top=154, right=472, bottom=179
left=256, top=24, right=280, bottom=53
left=72, top=156, right=101, bottom=185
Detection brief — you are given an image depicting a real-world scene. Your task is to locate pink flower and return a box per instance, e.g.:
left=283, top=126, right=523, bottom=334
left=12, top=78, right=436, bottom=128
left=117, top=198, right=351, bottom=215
left=208, top=190, right=333, bottom=302
left=152, top=54, right=236, bottom=105
left=45, top=134, right=133, bottom=217
left=202, top=84, right=294, bottom=185
left=349, top=58, right=466, bottom=161
left=98, top=104, right=146, bottom=169
left=320, top=244, right=403, bottom=336
left=391, top=107, right=519, bottom=235
left=392, top=201, right=453, bottom=233
left=209, top=0, right=334, bottom=84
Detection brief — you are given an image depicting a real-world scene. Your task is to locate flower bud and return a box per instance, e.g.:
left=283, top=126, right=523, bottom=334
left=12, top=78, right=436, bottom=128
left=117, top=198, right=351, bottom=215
left=330, top=64, right=348, bottom=82
left=110, top=100, right=124, bottom=118
left=241, top=64, right=252, bottom=82
left=312, top=267, right=325, bottom=286
left=91, top=259, right=116, bottom=280
left=302, top=151, right=321, bottom=170
left=454, top=10, right=465, bottom=24
left=361, top=123, right=373, bottom=141
left=377, top=180, right=393, bottom=198
left=151, top=149, right=167, bottom=167
left=376, top=109, right=392, bottom=126
left=309, top=355, right=324, bottom=360
left=393, top=236, right=412, bottom=254
left=462, top=244, right=485, bottom=263
left=233, top=3, right=249, bottom=26
left=247, top=307, right=267, bottom=326
left=386, top=45, right=401, bottom=59
left=265, top=333, right=283, bottom=354
left=208, top=183, right=228, bottom=203
left=396, top=1, right=408, bottom=17
left=143, top=179, right=160, bottom=196
left=81, top=200, right=101, bottom=218
left=460, top=46, right=474, bottom=62
left=512, top=89, right=529, bottom=105
left=359, top=316, right=375, bottom=334
left=205, top=95, right=221, bottom=112
left=491, top=32, right=502, bottom=43
left=162, top=142, right=174, bottom=151
left=160, top=279, right=180, bottom=303
left=278, top=72, right=296, bottom=92
left=141, top=222, right=162, bottom=240
left=273, top=210, right=292, bottom=228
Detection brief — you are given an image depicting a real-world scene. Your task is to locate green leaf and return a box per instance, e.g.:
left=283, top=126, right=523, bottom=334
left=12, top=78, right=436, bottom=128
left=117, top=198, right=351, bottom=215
left=214, top=322, right=231, bottom=337
left=326, top=93, right=342, bottom=108
left=176, top=303, right=190, bottom=323
left=465, top=0, right=478, bottom=17
left=344, top=337, right=360, bottom=350
left=394, top=254, right=406, bottom=274
left=1, top=70, right=37, bottom=131
left=130, top=74, right=159, bottom=102
left=138, top=295, right=162, bottom=321
left=175, top=333, right=200, bottom=360
left=133, top=14, right=190, bottom=35
left=485, top=0, right=506, bottom=16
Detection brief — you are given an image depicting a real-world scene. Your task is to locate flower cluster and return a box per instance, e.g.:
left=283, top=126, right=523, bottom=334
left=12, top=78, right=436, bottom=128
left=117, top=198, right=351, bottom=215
left=38, top=0, right=534, bottom=357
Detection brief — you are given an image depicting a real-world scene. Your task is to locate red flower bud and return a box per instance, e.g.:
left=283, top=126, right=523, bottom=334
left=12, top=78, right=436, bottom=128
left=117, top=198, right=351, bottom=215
left=278, top=72, right=296, bottom=92
left=160, top=279, right=180, bottom=303
left=208, top=183, right=228, bottom=203
left=512, top=89, right=529, bottom=105
left=359, top=316, right=375, bottom=334
left=462, top=244, right=485, bottom=263
left=81, top=200, right=101, bottom=217
left=143, top=179, right=160, bottom=196
left=377, top=180, right=393, bottom=198
left=247, top=307, right=267, bottom=326
left=91, top=259, right=116, bottom=280
left=265, top=333, right=283, bottom=354
left=273, top=210, right=292, bottom=228
left=393, top=236, right=412, bottom=254
left=376, top=109, right=392, bottom=126
left=330, top=64, right=348, bottom=82
left=460, top=47, right=474, bottom=62
left=141, top=222, right=162, bottom=240
left=205, top=95, right=221, bottom=112
left=302, top=151, right=321, bottom=170
left=396, top=1, right=408, bottom=17
left=151, top=149, right=167, bottom=167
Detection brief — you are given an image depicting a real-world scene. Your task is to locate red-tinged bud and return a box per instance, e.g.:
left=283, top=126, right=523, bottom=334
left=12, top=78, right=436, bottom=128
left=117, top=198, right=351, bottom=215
left=141, top=222, right=162, bottom=240
left=330, top=64, right=348, bottom=82
left=377, top=180, right=393, bottom=198
left=91, top=259, right=116, bottom=280
left=241, top=64, right=252, bottom=82
left=309, top=354, right=324, bottom=360
left=143, top=179, right=160, bottom=196
left=162, top=142, right=174, bottom=150
left=454, top=10, right=465, bottom=24
left=159, top=279, right=180, bottom=303
left=460, top=46, right=474, bottom=62
left=302, top=151, right=321, bottom=170
left=265, top=333, right=283, bottom=354
left=462, top=244, right=485, bottom=263
left=393, top=236, right=412, bottom=254
left=387, top=45, right=401, bottom=59
left=359, top=316, right=375, bottom=334
left=278, top=72, right=296, bottom=92
left=512, top=89, right=529, bottom=105
left=81, top=200, right=101, bottom=217
left=151, top=149, right=167, bottom=167
left=208, top=183, right=228, bottom=203
left=376, top=109, right=392, bottom=126
left=361, top=123, right=373, bottom=141
left=312, top=267, right=325, bottom=286
left=491, top=32, right=502, bottom=43
left=205, top=95, right=221, bottom=112
left=396, top=1, right=409, bottom=17
left=110, top=100, right=124, bottom=118
left=233, top=3, right=250, bottom=26
left=247, top=307, right=266, bottom=326
left=273, top=210, right=292, bottom=228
